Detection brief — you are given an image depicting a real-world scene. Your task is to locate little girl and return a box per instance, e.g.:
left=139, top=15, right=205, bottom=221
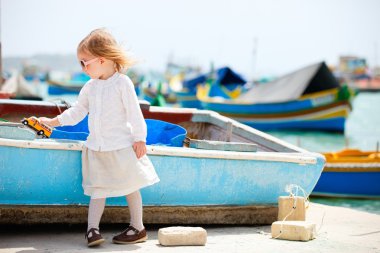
left=39, top=28, right=160, bottom=247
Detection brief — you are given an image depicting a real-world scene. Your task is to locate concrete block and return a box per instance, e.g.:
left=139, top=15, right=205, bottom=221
left=271, top=221, right=316, bottom=241
left=278, top=196, right=306, bottom=221
left=158, top=226, right=207, bottom=246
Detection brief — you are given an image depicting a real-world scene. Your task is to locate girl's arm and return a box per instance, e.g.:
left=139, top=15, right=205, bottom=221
left=122, top=77, right=147, bottom=143
left=133, top=141, right=147, bottom=159
left=39, top=117, right=60, bottom=127
left=122, top=77, right=147, bottom=158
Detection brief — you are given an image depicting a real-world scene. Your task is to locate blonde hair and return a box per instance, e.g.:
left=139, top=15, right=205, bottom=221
left=77, top=28, right=135, bottom=72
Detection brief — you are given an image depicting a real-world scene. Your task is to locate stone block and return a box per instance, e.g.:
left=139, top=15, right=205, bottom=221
left=271, top=221, right=316, bottom=241
left=158, top=226, right=207, bottom=246
left=278, top=196, right=306, bottom=221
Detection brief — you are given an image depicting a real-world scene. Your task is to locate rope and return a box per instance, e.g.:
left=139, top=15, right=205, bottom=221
left=289, top=184, right=326, bottom=235
left=309, top=202, right=327, bottom=234
left=273, top=184, right=309, bottom=239
left=47, top=99, right=71, bottom=114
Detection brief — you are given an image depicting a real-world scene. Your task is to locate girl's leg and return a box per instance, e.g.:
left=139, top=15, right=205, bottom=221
left=112, top=191, right=147, bottom=243
left=87, top=198, right=106, bottom=231
left=126, top=191, right=144, bottom=233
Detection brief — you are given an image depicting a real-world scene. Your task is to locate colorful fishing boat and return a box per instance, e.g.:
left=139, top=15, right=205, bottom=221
left=142, top=81, right=176, bottom=106
left=0, top=99, right=325, bottom=225
left=312, top=149, right=380, bottom=199
left=197, top=62, right=353, bottom=132
left=170, top=66, right=246, bottom=109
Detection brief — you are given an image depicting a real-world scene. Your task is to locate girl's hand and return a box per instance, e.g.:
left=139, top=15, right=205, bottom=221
left=133, top=141, right=147, bottom=159
left=38, top=117, right=60, bottom=127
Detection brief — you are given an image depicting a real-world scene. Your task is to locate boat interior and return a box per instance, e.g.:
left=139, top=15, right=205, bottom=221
left=0, top=99, right=300, bottom=153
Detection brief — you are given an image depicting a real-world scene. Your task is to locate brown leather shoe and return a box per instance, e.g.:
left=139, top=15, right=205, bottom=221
left=112, top=226, right=147, bottom=244
left=85, top=228, right=105, bottom=247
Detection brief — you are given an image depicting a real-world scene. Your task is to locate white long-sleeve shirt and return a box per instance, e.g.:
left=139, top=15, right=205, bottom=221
left=57, top=72, right=147, bottom=151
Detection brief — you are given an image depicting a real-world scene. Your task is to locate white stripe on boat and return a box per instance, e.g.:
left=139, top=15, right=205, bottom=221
left=0, top=138, right=318, bottom=165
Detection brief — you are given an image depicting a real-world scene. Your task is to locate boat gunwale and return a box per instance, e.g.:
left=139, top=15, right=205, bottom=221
left=0, top=137, right=320, bottom=165
left=324, top=163, right=380, bottom=172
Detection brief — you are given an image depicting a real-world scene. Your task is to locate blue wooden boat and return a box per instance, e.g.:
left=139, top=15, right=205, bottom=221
left=0, top=99, right=325, bottom=224
left=312, top=149, right=380, bottom=199
left=197, top=62, right=353, bottom=132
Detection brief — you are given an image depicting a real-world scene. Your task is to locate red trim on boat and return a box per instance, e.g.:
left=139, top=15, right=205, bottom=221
left=143, top=110, right=193, bottom=124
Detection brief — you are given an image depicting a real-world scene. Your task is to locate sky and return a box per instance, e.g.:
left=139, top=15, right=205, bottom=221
left=1, top=0, right=380, bottom=78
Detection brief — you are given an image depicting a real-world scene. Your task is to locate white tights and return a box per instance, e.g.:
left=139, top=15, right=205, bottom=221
left=87, top=197, right=106, bottom=231
left=87, top=191, right=144, bottom=233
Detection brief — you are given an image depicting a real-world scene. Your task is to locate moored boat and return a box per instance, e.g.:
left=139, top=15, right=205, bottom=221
left=0, top=99, right=325, bottom=224
left=197, top=62, right=353, bottom=132
left=312, top=149, right=380, bottom=199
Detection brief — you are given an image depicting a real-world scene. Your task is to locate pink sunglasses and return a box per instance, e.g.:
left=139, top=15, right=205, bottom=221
left=80, top=58, right=99, bottom=69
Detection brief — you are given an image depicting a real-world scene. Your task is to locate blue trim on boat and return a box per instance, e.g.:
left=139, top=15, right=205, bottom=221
left=174, top=90, right=203, bottom=108
left=179, top=100, right=202, bottom=108
left=143, top=95, right=154, bottom=104
left=48, top=86, right=80, bottom=95
left=175, top=92, right=202, bottom=109
left=201, top=99, right=315, bottom=114
left=240, top=118, right=346, bottom=132
left=313, top=171, right=380, bottom=198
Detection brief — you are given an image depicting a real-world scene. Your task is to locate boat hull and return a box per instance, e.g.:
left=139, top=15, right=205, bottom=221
left=312, top=149, right=380, bottom=199
left=0, top=101, right=325, bottom=224
left=312, top=161, right=380, bottom=199
left=313, top=171, right=380, bottom=199
left=0, top=142, right=324, bottom=206
left=198, top=88, right=351, bottom=131
left=174, top=90, right=202, bottom=108
left=241, top=117, right=346, bottom=132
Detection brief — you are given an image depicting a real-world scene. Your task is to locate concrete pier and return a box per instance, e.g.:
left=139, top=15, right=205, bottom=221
left=0, top=203, right=379, bottom=253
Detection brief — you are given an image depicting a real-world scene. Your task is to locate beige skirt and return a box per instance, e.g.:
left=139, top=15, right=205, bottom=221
left=82, top=146, right=160, bottom=199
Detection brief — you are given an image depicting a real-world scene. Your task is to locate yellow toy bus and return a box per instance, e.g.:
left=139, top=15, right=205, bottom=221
left=22, top=116, right=53, bottom=138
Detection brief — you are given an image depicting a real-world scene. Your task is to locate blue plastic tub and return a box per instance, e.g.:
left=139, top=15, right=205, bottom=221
left=51, top=116, right=89, bottom=141
left=145, top=119, right=186, bottom=147
left=51, top=117, right=186, bottom=147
